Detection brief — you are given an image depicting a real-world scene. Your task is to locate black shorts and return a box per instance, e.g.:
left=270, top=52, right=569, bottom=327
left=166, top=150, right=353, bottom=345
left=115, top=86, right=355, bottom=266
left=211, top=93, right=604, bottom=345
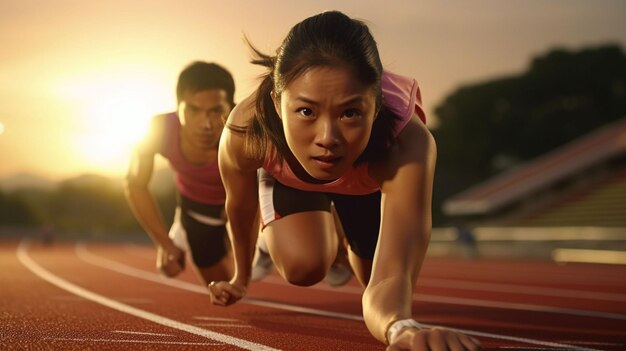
left=258, top=170, right=380, bottom=260
left=175, top=195, right=229, bottom=267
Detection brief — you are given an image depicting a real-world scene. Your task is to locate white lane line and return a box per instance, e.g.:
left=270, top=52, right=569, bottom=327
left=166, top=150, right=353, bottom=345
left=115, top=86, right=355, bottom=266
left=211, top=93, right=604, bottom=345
left=195, top=324, right=253, bottom=328
left=265, top=276, right=626, bottom=321
left=18, top=240, right=280, bottom=351
left=50, top=295, right=85, bottom=301
left=192, top=316, right=252, bottom=327
left=419, top=277, right=626, bottom=302
left=112, top=330, right=174, bottom=336
left=498, top=348, right=560, bottom=350
left=46, top=338, right=218, bottom=345
left=427, top=326, right=601, bottom=351
left=75, top=242, right=206, bottom=291
left=418, top=294, right=626, bottom=321
left=559, top=341, right=623, bottom=346
left=115, top=298, right=153, bottom=304
left=193, top=316, right=242, bottom=322
left=76, top=242, right=602, bottom=351
left=123, top=244, right=155, bottom=260
left=243, top=297, right=364, bottom=321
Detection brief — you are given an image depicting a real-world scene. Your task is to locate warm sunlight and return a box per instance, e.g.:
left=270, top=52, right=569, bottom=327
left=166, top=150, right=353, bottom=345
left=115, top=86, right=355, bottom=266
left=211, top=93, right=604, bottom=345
left=55, top=65, right=175, bottom=176
left=0, top=121, right=5, bottom=136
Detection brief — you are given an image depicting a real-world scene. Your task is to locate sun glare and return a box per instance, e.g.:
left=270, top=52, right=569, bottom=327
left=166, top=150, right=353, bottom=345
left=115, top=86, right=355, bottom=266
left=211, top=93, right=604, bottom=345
left=0, top=121, right=5, bottom=135
left=56, top=66, right=175, bottom=176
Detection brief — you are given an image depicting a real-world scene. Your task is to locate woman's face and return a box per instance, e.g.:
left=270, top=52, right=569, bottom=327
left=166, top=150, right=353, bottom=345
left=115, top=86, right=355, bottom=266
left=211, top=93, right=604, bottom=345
left=275, top=65, right=377, bottom=180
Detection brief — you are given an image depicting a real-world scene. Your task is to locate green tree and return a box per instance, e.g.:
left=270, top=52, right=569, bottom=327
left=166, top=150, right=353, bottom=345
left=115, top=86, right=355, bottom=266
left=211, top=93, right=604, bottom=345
left=0, top=190, right=37, bottom=226
left=48, top=175, right=141, bottom=234
left=432, top=44, right=626, bottom=224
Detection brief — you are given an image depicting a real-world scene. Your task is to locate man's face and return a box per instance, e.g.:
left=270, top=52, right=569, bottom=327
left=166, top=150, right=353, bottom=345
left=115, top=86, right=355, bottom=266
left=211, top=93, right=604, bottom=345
left=178, top=89, right=231, bottom=150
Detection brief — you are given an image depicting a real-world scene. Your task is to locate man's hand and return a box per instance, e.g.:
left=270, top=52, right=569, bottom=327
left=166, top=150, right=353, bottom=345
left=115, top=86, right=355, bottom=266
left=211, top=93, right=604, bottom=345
left=387, top=327, right=481, bottom=351
left=156, top=244, right=185, bottom=277
left=208, top=280, right=247, bottom=306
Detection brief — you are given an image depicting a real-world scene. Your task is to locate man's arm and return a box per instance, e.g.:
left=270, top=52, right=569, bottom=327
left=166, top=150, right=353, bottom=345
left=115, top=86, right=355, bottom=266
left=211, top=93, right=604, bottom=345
left=124, top=116, right=183, bottom=275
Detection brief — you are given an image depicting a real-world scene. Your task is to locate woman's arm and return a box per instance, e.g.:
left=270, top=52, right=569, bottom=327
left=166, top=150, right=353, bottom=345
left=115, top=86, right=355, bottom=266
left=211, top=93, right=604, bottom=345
left=365, top=114, right=435, bottom=342
left=365, top=116, right=480, bottom=350
left=213, top=96, right=263, bottom=304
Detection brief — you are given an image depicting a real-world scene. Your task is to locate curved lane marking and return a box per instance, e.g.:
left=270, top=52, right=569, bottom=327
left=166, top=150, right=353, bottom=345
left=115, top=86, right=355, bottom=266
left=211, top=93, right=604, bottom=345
left=420, top=277, right=626, bottom=302
left=17, top=240, right=280, bottom=351
left=262, top=275, right=626, bottom=321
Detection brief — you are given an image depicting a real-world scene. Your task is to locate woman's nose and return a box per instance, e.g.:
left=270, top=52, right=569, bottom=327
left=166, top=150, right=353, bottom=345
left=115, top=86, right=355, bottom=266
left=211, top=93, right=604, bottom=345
left=314, top=119, right=340, bottom=148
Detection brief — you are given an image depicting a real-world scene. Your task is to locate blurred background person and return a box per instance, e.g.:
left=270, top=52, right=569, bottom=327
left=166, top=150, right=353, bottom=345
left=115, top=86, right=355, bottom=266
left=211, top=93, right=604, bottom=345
left=125, top=62, right=235, bottom=286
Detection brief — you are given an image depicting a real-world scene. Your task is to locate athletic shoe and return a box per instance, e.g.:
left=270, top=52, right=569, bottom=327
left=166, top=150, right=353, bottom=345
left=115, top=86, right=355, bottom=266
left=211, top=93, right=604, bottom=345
left=324, top=263, right=352, bottom=287
left=251, top=249, right=273, bottom=281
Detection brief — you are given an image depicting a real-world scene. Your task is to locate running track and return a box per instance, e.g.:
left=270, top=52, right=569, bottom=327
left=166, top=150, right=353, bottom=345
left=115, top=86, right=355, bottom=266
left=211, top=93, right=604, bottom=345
left=1, top=239, right=625, bottom=350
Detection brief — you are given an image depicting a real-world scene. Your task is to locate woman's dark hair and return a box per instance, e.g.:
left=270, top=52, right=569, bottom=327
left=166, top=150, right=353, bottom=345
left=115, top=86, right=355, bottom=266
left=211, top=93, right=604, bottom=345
left=232, top=11, right=398, bottom=164
left=177, top=61, right=235, bottom=107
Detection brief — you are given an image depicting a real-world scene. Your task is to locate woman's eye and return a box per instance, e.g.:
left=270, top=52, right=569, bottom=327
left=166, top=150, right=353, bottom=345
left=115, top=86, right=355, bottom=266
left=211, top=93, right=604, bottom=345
left=342, top=109, right=362, bottom=119
left=297, top=108, right=314, bottom=118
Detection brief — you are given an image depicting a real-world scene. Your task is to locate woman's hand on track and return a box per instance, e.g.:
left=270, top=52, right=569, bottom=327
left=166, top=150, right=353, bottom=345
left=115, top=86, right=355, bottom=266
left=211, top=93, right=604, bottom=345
left=386, top=327, right=481, bottom=351
left=208, top=280, right=247, bottom=306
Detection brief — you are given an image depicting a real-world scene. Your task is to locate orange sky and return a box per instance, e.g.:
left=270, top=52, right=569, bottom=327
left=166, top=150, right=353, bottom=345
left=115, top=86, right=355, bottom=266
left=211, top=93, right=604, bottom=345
left=1, top=0, right=625, bottom=180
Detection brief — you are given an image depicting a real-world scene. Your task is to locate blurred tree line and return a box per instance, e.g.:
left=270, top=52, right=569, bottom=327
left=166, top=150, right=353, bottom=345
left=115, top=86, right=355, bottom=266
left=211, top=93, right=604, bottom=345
left=1, top=44, right=625, bottom=231
left=0, top=174, right=176, bottom=237
left=432, top=44, right=626, bottom=225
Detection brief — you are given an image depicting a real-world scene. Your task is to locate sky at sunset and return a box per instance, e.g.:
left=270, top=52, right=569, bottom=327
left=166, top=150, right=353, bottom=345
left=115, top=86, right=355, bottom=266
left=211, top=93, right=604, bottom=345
left=1, top=0, right=625, bottom=180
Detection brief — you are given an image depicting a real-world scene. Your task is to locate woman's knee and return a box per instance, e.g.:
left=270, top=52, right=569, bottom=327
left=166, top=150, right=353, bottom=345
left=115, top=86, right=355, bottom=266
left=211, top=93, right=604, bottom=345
left=276, top=252, right=330, bottom=286
left=281, top=263, right=327, bottom=286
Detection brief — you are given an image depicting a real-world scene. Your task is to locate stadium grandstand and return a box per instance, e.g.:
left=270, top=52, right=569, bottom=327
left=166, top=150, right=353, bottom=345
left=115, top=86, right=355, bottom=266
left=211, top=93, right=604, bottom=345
left=442, top=117, right=626, bottom=228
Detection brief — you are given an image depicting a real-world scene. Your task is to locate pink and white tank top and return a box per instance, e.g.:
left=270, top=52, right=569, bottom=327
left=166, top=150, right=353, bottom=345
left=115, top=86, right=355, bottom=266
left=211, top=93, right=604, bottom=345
left=159, top=113, right=226, bottom=205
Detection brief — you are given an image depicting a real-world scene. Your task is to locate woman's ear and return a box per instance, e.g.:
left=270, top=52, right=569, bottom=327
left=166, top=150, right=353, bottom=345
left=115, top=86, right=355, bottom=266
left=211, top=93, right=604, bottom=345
left=271, top=90, right=282, bottom=119
left=374, top=101, right=381, bottom=121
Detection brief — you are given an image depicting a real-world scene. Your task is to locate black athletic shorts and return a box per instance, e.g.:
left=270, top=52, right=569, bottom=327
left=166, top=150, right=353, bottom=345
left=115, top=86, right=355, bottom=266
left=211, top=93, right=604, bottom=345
left=177, top=195, right=229, bottom=267
left=258, top=170, right=381, bottom=260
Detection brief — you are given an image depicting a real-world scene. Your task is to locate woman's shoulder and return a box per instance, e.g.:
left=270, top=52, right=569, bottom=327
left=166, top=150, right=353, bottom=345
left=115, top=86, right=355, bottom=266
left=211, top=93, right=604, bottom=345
left=227, top=94, right=256, bottom=128
left=393, top=114, right=435, bottom=165
left=221, top=94, right=264, bottom=170
left=370, top=114, right=436, bottom=183
left=382, top=70, right=426, bottom=125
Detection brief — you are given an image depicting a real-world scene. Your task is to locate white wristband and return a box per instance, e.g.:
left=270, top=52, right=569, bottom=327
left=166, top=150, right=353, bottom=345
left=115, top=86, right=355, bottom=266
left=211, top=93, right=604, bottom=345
left=387, top=319, right=422, bottom=344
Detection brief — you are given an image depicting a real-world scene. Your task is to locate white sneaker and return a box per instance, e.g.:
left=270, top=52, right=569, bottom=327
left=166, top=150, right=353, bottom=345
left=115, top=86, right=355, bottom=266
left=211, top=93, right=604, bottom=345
left=324, top=263, right=352, bottom=287
left=251, top=249, right=273, bottom=281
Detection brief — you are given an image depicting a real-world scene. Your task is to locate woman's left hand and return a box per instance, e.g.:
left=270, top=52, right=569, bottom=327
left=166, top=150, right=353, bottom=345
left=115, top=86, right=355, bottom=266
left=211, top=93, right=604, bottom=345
left=208, top=280, right=247, bottom=306
left=386, top=327, right=481, bottom=351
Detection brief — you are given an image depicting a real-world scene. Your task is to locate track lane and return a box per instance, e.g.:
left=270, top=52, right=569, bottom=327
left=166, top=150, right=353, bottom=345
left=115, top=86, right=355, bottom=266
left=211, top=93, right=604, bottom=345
left=5, top=240, right=626, bottom=350
left=80, top=242, right=626, bottom=350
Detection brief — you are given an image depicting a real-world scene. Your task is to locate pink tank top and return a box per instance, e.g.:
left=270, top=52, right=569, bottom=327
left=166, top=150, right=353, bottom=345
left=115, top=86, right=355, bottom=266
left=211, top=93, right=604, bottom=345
left=159, top=113, right=226, bottom=205
left=262, top=71, right=426, bottom=195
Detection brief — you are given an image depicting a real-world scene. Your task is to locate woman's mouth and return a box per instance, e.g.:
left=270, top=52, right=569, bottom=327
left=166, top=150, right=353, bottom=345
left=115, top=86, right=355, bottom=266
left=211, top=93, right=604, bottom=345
left=311, top=155, right=342, bottom=169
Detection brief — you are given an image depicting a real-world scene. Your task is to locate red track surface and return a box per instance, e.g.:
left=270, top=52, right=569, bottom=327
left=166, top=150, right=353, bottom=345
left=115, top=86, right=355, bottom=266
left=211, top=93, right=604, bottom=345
left=1, top=239, right=625, bottom=350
